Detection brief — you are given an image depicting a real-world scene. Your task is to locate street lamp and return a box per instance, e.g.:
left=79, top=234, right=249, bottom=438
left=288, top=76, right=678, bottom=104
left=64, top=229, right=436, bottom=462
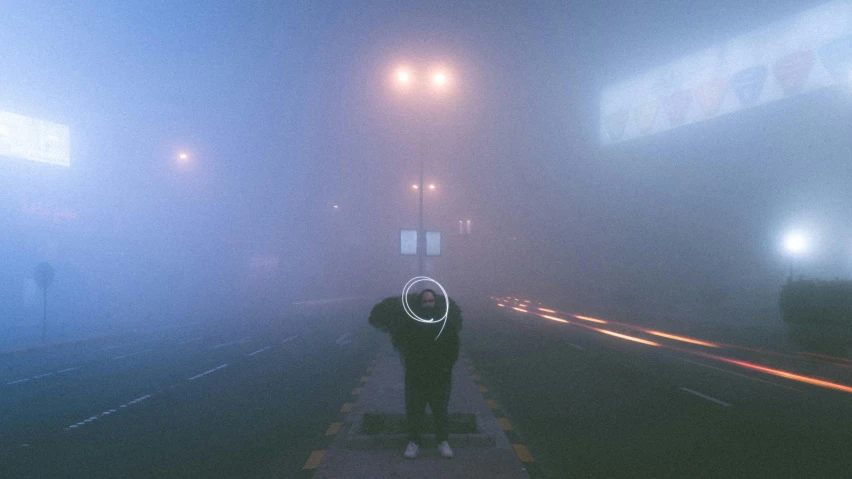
left=784, top=231, right=808, bottom=281
left=391, top=63, right=453, bottom=274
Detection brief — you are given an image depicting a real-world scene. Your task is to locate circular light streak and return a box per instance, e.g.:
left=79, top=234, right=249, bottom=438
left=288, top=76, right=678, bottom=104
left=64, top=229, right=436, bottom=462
left=401, top=276, right=450, bottom=340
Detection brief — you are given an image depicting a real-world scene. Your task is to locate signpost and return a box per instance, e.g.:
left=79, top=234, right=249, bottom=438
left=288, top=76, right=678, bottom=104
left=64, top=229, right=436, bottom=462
left=33, top=262, right=55, bottom=343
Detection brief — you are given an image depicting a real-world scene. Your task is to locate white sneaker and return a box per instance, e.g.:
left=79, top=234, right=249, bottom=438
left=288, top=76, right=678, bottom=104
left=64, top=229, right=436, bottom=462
left=404, top=441, right=419, bottom=459
left=439, top=440, right=454, bottom=458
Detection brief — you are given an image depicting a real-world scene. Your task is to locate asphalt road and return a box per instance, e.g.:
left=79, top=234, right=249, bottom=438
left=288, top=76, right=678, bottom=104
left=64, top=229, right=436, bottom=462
left=1, top=299, right=385, bottom=478
left=463, top=296, right=852, bottom=478
left=3, top=295, right=851, bottom=478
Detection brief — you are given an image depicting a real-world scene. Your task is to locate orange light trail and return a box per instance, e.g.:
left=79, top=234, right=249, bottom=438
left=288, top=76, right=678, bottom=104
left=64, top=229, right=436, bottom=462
left=572, top=315, right=608, bottom=324
left=539, top=314, right=570, bottom=324
left=512, top=307, right=528, bottom=313
left=538, top=308, right=555, bottom=313
left=707, top=355, right=852, bottom=394
left=645, top=330, right=720, bottom=348
left=591, top=328, right=660, bottom=347
left=497, top=303, right=505, bottom=307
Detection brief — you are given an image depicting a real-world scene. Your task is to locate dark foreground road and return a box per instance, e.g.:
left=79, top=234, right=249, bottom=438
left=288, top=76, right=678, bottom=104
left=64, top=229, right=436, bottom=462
left=3, top=294, right=851, bottom=478
left=464, top=296, right=852, bottom=478
left=1, top=299, right=384, bottom=478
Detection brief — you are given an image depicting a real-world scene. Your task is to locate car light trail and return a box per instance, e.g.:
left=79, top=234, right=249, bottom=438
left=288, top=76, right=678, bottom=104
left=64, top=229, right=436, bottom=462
left=572, top=314, right=608, bottom=324
left=705, top=354, right=852, bottom=394
left=512, top=307, right=528, bottom=313
left=538, top=307, right=555, bottom=313
left=644, top=330, right=720, bottom=348
left=591, top=328, right=661, bottom=347
left=539, top=314, right=570, bottom=324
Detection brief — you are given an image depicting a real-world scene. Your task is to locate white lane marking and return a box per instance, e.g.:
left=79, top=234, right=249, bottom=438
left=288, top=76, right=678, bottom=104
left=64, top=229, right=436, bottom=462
left=65, top=394, right=153, bottom=431
left=188, top=363, right=228, bottom=381
left=247, top=346, right=271, bottom=357
left=111, top=348, right=154, bottom=361
left=177, top=337, right=202, bottom=345
left=568, top=343, right=585, bottom=351
left=680, top=387, right=731, bottom=407
left=335, top=332, right=353, bottom=345
left=292, top=295, right=365, bottom=305
left=676, top=357, right=803, bottom=392
left=7, top=366, right=78, bottom=385
left=281, top=334, right=298, bottom=344
left=211, top=337, right=249, bottom=349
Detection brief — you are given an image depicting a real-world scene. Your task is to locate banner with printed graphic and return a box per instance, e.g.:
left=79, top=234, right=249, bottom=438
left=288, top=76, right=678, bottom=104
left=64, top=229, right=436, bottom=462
left=600, top=0, right=852, bottom=144
left=0, top=111, right=70, bottom=166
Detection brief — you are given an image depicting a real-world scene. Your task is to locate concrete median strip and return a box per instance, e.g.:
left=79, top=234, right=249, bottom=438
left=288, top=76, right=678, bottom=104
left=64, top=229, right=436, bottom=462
left=310, top=342, right=531, bottom=478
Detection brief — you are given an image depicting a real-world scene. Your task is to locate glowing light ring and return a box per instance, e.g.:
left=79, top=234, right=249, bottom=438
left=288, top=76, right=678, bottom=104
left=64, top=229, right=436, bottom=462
left=402, top=276, right=450, bottom=341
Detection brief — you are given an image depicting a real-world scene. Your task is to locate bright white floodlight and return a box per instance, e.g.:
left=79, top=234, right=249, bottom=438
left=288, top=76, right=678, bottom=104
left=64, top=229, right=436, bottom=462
left=784, top=232, right=807, bottom=254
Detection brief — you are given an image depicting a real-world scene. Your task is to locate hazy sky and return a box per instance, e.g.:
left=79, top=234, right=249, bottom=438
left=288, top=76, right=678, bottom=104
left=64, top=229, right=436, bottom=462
left=2, top=0, right=851, bottom=337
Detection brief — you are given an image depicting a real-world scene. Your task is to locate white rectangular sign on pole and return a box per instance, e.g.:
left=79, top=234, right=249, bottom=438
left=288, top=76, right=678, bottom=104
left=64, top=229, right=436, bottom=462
left=400, top=229, right=417, bottom=255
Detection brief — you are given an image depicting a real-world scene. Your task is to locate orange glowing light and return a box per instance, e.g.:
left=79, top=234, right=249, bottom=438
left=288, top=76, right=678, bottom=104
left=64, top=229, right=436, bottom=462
left=593, top=328, right=660, bottom=347
left=573, top=315, right=608, bottom=324
left=538, top=308, right=555, bottom=313
left=715, top=356, right=852, bottom=394
left=512, top=307, right=528, bottom=313
left=497, top=303, right=505, bottom=307
left=539, top=314, right=570, bottom=324
left=645, top=330, right=719, bottom=348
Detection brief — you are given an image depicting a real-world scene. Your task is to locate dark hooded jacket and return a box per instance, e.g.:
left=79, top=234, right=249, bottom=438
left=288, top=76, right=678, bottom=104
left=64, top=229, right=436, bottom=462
left=369, top=294, right=462, bottom=374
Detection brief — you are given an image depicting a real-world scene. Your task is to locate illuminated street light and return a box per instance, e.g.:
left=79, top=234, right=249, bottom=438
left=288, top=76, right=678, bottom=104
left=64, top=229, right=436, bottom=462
left=432, top=71, right=448, bottom=87
left=428, top=184, right=435, bottom=190
left=412, top=184, right=419, bottom=189
left=397, top=69, right=411, bottom=85
left=784, top=231, right=808, bottom=281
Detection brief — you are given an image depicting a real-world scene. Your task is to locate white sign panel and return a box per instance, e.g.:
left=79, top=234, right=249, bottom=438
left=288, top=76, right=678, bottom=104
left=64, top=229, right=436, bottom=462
left=426, top=231, right=441, bottom=256
left=600, top=0, right=852, bottom=144
left=0, top=111, right=70, bottom=166
left=400, top=229, right=417, bottom=255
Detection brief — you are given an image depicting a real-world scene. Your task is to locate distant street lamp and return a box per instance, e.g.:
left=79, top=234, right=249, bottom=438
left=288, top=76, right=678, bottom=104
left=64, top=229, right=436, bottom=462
left=784, top=231, right=808, bottom=281
left=391, top=63, right=453, bottom=274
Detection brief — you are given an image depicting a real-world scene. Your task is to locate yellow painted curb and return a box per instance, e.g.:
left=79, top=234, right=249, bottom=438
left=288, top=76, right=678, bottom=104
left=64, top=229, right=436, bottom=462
left=302, top=450, right=326, bottom=469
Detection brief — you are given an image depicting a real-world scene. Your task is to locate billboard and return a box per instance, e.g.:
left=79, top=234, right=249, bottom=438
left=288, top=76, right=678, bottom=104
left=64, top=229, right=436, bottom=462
left=600, top=0, right=852, bottom=144
left=0, top=111, right=70, bottom=166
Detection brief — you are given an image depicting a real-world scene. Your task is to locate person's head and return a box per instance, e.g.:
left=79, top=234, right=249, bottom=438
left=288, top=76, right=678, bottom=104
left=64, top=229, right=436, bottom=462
left=419, top=289, right=437, bottom=310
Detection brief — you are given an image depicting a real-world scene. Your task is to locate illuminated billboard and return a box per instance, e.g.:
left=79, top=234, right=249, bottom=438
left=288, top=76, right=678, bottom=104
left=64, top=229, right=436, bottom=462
left=600, top=0, right=852, bottom=144
left=0, top=111, right=70, bottom=166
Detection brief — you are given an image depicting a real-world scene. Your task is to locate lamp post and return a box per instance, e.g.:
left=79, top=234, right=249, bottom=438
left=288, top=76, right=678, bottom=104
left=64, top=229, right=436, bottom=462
left=784, top=231, right=807, bottom=281
left=393, top=65, right=451, bottom=274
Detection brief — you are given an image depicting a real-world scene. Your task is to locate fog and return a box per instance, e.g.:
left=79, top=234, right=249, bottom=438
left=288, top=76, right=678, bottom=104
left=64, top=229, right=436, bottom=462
left=2, top=0, right=851, bottom=351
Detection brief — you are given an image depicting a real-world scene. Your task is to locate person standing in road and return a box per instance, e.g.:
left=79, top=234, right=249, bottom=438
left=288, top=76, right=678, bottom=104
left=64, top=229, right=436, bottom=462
left=397, top=289, right=461, bottom=459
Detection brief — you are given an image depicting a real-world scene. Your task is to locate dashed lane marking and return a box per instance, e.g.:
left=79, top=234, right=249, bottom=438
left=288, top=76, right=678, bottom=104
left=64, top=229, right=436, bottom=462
left=188, top=363, right=228, bottom=381
left=7, top=367, right=77, bottom=385
left=498, top=418, right=514, bottom=430
left=211, top=338, right=249, bottom=349
left=247, top=346, right=271, bottom=357
left=569, top=343, right=585, bottom=351
left=281, top=334, right=298, bottom=343
left=111, top=349, right=154, bottom=361
left=680, top=387, right=732, bottom=407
